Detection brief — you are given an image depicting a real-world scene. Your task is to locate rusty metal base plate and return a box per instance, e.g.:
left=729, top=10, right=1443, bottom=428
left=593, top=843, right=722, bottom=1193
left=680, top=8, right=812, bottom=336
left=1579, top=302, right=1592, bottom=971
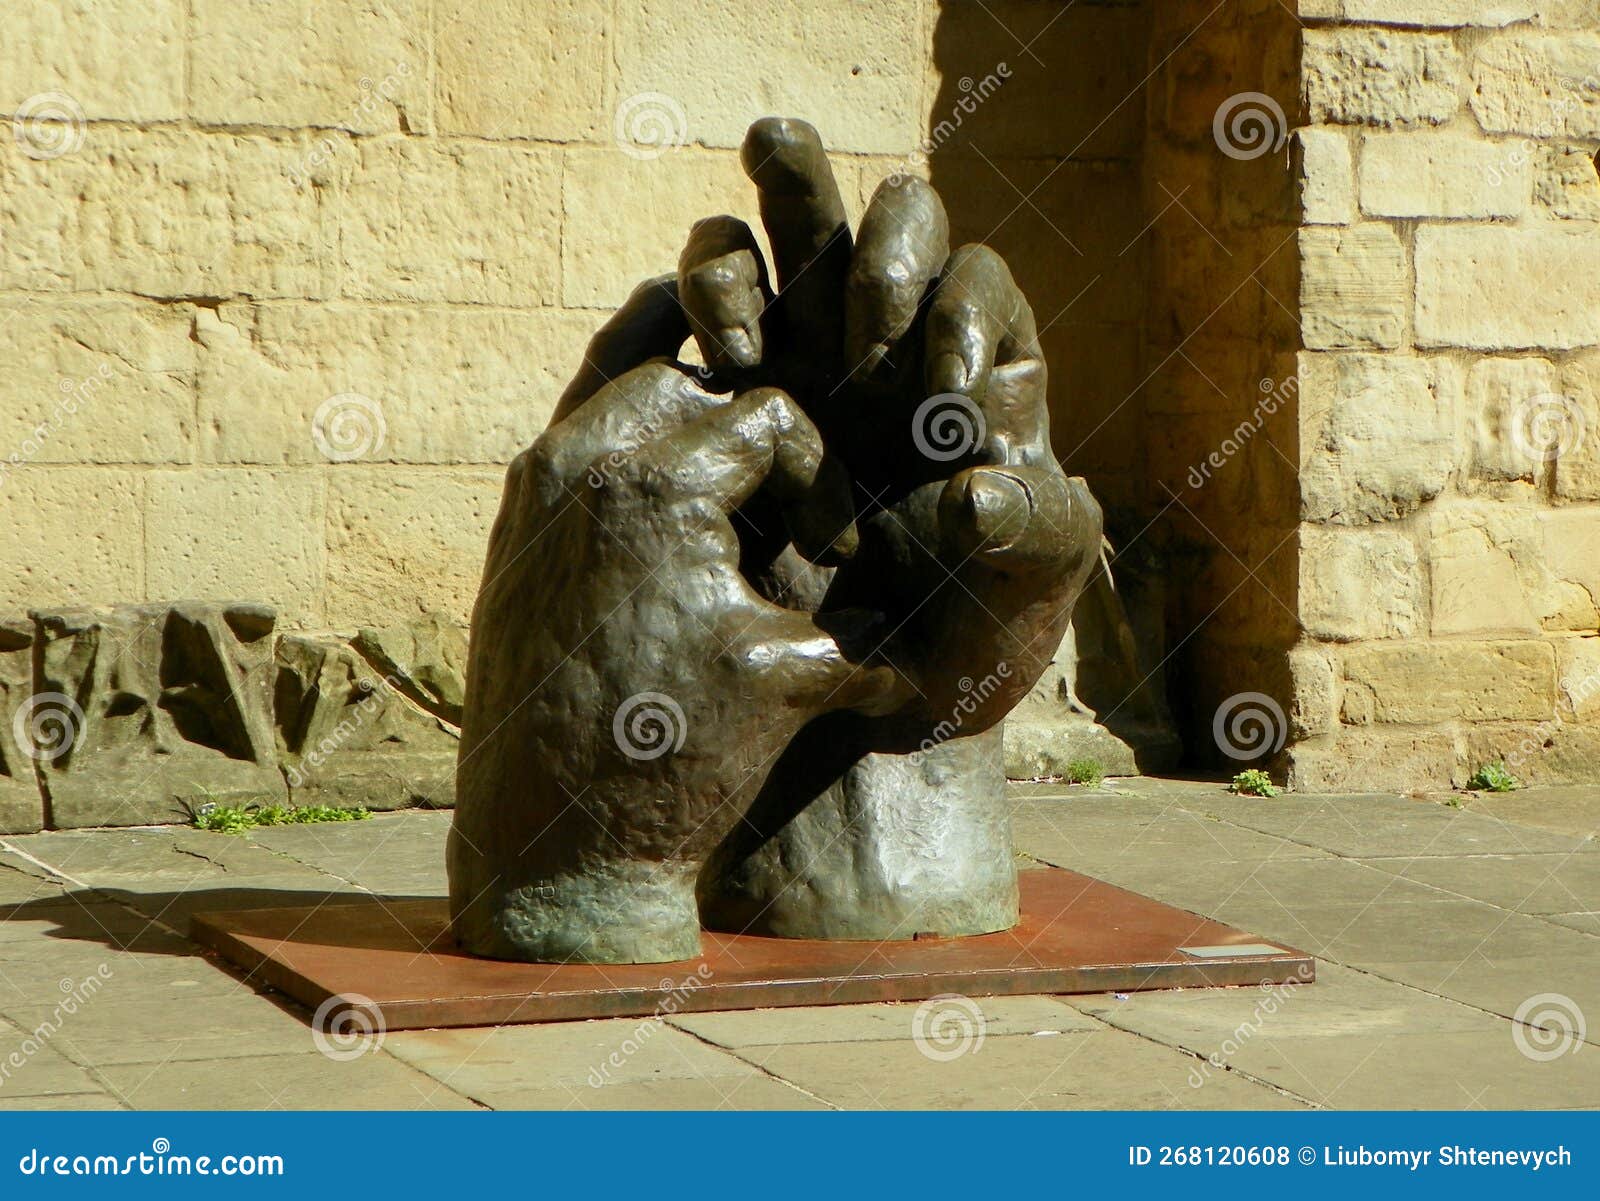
left=191, top=868, right=1314, bottom=1030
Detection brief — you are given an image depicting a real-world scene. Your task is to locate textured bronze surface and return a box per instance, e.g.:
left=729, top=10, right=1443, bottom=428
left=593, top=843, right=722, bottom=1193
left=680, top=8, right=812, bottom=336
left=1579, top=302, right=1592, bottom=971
left=193, top=868, right=1314, bottom=1031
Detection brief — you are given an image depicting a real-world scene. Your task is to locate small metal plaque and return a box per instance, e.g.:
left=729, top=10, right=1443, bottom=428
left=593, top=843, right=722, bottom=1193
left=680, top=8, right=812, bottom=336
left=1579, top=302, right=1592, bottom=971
left=1179, top=942, right=1288, bottom=959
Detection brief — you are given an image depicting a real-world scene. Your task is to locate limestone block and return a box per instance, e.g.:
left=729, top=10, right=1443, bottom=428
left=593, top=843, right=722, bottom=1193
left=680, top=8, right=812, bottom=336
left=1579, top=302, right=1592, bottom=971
left=341, top=139, right=561, bottom=306
left=1360, top=131, right=1528, bottom=218
left=1471, top=35, right=1600, bottom=140
left=1285, top=728, right=1458, bottom=792
left=0, top=620, right=44, bottom=834
left=1288, top=644, right=1339, bottom=738
left=1340, top=1, right=1535, bottom=23
left=1556, top=636, right=1600, bottom=720
left=1425, top=504, right=1542, bottom=635
left=0, top=129, right=341, bottom=299
left=351, top=612, right=468, bottom=726
left=1299, top=524, right=1423, bottom=641
left=614, top=0, right=923, bottom=155
left=1304, top=29, right=1463, bottom=126
left=1300, top=225, right=1407, bottom=349
left=1415, top=225, right=1600, bottom=350
left=0, top=0, right=184, bottom=122
left=437, top=0, right=605, bottom=139
left=190, top=0, right=427, bottom=132
left=1297, top=129, right=1356, bottom=225
left=1553, top=352, right=1600, bottom=498
left=274, top=633, right=454, bottom=811
left=194, top=303, right=595, bottom=465
left=1340, top=639, right=1556, bottom=724
left=1299, top=352, right=1460, bottom=523
left=561, top=148, right=767, bottom=310
left=1531, top=508, right=1600, bottom=630
left=0, top=300, right=194, bottom=468
left=325, top=469, right=502, bottom=629
left=33, top=603, right=285, bottom=828
left=144, top=471, right=327, bottom=625
left=1465, top=356, right=1559, bottom=482
left=0, top=468, right=145, bottom=615
left=1533, top=147, right=1600, bottom=220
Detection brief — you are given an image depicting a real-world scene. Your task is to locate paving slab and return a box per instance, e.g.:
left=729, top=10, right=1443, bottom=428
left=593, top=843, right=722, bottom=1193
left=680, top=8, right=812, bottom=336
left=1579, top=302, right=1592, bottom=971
left=0, top=1020, right=104, bottom=1098
left=1357, top=851, right=1600, bottom=916
left=0, top=1092, right=123, bottom=1110
left=1362, top=956, right=1600, bottom=1047
left=245, top=811, right=453, bottom=896
left=95, top=1052, right=478, bottom=1111
left=496, top=1076, right=831, bottom=1110
left=1461, top=788, right=1600, bottom=841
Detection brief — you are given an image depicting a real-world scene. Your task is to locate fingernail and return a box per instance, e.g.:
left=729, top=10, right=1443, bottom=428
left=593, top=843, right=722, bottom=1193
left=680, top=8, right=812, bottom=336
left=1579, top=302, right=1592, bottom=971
left=965, top=470, right=1032, bottom=548
left=717, top=327, right=760, bottom=368
left=929, top=352, right=969, bottom=396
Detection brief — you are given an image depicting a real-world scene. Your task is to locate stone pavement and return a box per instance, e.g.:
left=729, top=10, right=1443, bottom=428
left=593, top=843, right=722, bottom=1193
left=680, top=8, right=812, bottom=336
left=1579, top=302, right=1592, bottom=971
left=1, top=779, right=1596, bottom=1111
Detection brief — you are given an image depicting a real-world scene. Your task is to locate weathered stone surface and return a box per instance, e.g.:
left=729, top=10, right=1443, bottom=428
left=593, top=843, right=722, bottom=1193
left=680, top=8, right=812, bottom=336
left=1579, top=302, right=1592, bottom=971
left=1297, top=128, right=1356, bottom=225
left=1465, top=357, right=1559, bottom=482
left=352, top=611, right=468, bottom=727
left=1530, top=508, right=1600, bottom=630
left=1304, top=29, right=1463, bottom=126
left=33, top=602, right=285, bottom=828
left=1288, top=644, right=1338, bottom=739
left=1285, top=728, right=1458, bottom=793
left=1339, top=0, right=1535, bottom=24
left=0, top=0, right=184, bottom=122
left=1360, top=131, right=1528, bottom=218
left=274, top=633, right=455, bottom=811
left=1471, top=35, right=1600, bottom=140
left=0, top=468, right=145, bottom=616
left=1299, top=352, right=1459, bottom=522
left=325, top=470, right=501, bottom=629
left=0, top=620, right=44, bottom=833
left=144, top=471, right=327, bottom=624
left=0, top=130, right=340, bottom=299
left=1556, top=636, right=1600, bottom=720
left=190, top=0, right=427, bottom=132
left=1552, top=352, right=1600, bottom=498
left=193, top=303, right=595, bottom=465
left=1415, top=225, right=1600, bottom=350
left=1340, top=640, right=1557, bottom=724
left=1300, top=225, right=1407, bottom=349
left=1534, top=147, right=1600, bottom=220
left=341, top=139, right=561, bottom=306
left=1426, top=504, right=1542, bottom=635
left=1299, top=524, right=1423, bottom=641
left=614, top=0, right=923, bottom=154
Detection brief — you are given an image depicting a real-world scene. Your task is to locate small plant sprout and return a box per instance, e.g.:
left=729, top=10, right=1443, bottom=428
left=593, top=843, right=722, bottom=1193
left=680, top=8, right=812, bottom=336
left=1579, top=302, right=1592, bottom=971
left=1229, top=769, right=1279, bottom=798
left=1064, top=757, right=1104, bottom=787
left=186, top=800, right=372, bottom=834
left=1466, top=761, right=1521, bottom=793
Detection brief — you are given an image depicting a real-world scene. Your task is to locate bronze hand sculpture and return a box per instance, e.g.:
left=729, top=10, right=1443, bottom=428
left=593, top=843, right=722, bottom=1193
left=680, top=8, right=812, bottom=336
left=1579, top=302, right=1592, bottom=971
left=450, top=118, right=1102, bottom=963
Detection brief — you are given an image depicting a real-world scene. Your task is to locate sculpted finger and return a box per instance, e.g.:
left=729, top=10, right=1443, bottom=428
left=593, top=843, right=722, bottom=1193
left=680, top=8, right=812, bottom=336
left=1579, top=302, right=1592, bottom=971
left=628, top=386, right=858, bottom=565
left=925, top=243, right=1042, bottom=397
left=554, top=274, right=690, bottom=421
left=846, top=177, right=949, bottom=383
left=937, top=465, right=1101, bottom=573
left=735, top=607, right=915, bottom=720
left=677, top=216, right=771, bottom=376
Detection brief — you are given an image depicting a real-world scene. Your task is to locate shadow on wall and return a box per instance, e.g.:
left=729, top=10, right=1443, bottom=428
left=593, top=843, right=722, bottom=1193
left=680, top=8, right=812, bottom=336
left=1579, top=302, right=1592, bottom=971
left=925, top=0, right=1181, bottom=773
